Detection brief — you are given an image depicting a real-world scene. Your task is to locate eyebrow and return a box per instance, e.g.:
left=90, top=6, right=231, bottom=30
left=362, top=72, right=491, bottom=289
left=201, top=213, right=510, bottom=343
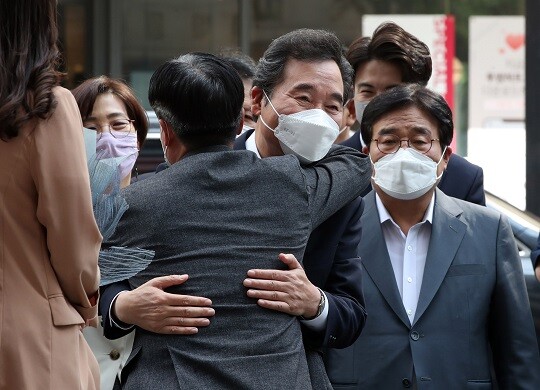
left=356, top=82, right=374, bottom=90
left=84, top=112, right=128, bottom=121
left=356, top=83, right=400, bottom=92
left=292, top=83, right=343, bottom=104
left=377, top=126, right=434, bottom=136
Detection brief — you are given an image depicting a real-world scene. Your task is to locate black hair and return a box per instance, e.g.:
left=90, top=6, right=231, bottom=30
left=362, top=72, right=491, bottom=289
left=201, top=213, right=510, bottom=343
left=254, top=29, right=354, bottom=103
left=219, top=49, right=257, bottom=80
left=346, top=22, right=432, bottom=86
left=149, top=52, right=244, bottom=150
left=361, top=84, right=453, bottom=148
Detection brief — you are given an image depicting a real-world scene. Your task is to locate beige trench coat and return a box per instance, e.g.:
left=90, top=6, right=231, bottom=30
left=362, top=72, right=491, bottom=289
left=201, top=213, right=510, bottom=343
left=0, top=87, right=102, bottom=389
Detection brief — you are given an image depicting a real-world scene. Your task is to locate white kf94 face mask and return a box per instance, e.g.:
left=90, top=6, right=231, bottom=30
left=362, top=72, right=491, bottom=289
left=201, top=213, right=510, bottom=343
left=259, top=90, right=340, bottom=164
left=371, top=146, right=447, bottom=200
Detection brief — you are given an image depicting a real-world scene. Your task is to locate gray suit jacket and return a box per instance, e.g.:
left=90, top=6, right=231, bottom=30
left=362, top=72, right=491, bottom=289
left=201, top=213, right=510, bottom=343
left=325, top=189, right=540, bottom=389
left=106, top=145, right=370, bottom=390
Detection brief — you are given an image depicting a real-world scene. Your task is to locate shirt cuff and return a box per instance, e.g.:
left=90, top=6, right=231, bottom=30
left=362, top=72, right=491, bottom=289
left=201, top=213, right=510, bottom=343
left=109, top=291, right=135, bottom=330
left=299, top=291, right=329, bottom=331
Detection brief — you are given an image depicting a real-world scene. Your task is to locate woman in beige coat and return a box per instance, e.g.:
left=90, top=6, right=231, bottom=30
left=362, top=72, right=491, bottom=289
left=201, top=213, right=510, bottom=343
left=0, top=1, right=102, bottom=389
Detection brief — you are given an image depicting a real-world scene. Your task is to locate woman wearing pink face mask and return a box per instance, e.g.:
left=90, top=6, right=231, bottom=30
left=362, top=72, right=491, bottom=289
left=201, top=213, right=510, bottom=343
left=72, top=76, right=148, bottom=390
left=72, top=76, right=149, bottom=188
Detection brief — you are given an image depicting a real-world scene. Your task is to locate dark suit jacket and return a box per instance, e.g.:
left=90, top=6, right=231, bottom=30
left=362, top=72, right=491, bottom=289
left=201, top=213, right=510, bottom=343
left=325, top=189, right=540, bottom=389
left=235, top=130, right=367, bottom=348
left=102, top=145, right=371, bottom=389
left=341, top=132, right=486, bottom=205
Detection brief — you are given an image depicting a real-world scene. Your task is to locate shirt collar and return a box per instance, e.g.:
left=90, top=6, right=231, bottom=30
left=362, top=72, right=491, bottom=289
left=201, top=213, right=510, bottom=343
left=375, top=192, right=435, bottom=226
left=245, top=130, right=262, bottom=159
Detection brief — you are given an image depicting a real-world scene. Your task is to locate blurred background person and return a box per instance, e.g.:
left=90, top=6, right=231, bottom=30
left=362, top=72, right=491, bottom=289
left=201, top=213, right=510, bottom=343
left=220, top=48, right=258, bottom=131
left=341, top=22, right=485, bottom=205
left=72, top=76, right=149, bottom=186
left=72, top=76, right=149, bottom=390
left=0, top=1, right=101, bottom=389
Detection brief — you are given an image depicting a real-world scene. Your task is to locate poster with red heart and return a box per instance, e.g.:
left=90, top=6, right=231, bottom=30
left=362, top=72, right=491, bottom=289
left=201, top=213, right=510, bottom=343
left=468, top=16, right=525, bottom=209
left=469, top=16, right=525, bottom=129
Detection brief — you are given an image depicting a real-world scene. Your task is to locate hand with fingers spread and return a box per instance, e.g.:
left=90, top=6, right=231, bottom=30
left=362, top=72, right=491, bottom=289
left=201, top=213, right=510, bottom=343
left=243, top=253, right=321, bottom=318
left=113, top=274, right=215, bottom=335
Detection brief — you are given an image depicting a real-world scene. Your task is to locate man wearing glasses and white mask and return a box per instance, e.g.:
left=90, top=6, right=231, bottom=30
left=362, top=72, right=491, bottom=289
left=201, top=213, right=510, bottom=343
left=325, top=84, right=540, bottom=389
left=340, top=22, right=485, bottom=206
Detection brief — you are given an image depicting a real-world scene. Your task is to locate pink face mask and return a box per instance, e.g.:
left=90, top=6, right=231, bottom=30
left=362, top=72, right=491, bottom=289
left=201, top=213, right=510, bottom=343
left=96, top=132, right=138, bottom=179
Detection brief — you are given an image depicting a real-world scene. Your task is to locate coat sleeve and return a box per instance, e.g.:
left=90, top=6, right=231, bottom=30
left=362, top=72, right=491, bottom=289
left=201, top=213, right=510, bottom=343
left=302, top=198, right=367, bottom=349
left=302, top=144, right=371, bottom=229
left=464, top=164, right=486, bottom=206
left=31, top=87, right=101, bottom=321
left=100, top=280, right=135, bottom=339
left=489, top=214, right=540, bottom=387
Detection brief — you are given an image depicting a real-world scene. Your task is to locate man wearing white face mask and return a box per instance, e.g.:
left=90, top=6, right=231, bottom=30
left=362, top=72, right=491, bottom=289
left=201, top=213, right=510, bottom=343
left=325, top=84, right=540, bottom=389
left=234, top=28, right=368, bottom=384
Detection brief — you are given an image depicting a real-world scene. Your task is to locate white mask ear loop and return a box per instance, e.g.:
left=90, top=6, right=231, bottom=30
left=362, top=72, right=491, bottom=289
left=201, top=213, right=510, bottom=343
left=435, top=145, right=448, bottom=180
left=260, top=90, right=280, bottom=132
left=262, top=90, right=280, bottom=116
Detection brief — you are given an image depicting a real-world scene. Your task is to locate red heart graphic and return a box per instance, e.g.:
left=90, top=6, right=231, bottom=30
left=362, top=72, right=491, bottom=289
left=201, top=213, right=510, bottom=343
left=506, top=34, right=525, bottom=50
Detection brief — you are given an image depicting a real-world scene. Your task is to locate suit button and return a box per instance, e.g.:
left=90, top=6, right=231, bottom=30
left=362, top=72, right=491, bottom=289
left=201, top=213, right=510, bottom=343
left=410, top=331, right=420, bottom=341
left=402, top=378, right=411, bottom=388
left=109, top=349, right=121, bottom=360
left=330, top=335, right=336, bottom=340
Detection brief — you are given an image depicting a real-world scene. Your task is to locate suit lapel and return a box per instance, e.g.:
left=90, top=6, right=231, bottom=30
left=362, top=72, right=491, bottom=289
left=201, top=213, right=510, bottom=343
left=361, top=192, right=411, bottom=328
left=413, top=189, right=466, bottom=323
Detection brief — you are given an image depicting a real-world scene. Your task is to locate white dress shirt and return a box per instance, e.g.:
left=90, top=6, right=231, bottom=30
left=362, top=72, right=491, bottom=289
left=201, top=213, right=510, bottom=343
left=375, top=193, right=434, bottom=324
left=245, top=132, right=329, bottom=330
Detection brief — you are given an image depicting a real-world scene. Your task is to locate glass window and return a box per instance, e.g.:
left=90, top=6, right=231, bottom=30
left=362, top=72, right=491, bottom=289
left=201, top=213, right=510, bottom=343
left=120, top=0, right=240, bottom=109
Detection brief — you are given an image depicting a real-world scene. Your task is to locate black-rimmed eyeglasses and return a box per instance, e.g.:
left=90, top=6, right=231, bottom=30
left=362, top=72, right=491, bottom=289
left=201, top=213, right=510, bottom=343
left=372, top=134, right=440, bottom=154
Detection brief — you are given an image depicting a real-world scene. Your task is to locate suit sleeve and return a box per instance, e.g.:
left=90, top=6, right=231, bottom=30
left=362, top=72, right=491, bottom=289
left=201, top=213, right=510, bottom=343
left=303, top=144, right=371, bottom=229
left=465, top=165, right=486, bottom=206
left=489, top=214, right=540, bottom=387
left=32, top=87, right=101, bottom=321
left=100, top=280, right=135, bottom=339
left=302, top=197, right=367, bottom=349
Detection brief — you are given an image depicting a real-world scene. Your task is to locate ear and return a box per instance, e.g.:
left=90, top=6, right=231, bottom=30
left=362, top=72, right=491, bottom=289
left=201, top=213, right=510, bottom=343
left=251, top=86, right=265, bottom=117
left=443, top=146, right=452, bottom=163
left=159, top=119, right=172, bottom=146
left=362, top=145, right=369, bottom=155
left=344, top=99, right=356, bottom=127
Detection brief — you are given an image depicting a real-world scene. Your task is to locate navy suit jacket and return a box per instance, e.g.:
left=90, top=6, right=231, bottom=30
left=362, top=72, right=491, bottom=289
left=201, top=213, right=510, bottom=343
left=341, top=132, right=486, bottom=205
left=234, top=129, right=367, bottom=348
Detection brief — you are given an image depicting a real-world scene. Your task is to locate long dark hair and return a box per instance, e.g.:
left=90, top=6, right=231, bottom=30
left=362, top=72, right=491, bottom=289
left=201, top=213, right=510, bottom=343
left=0, top=0, right=64, bottom=141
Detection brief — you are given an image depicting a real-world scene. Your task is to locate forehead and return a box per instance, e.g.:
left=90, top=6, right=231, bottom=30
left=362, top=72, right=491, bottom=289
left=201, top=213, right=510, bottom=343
left=278, top=58, right=344, bottom=97
left=355, top=60, right=403, bottom=90
left=373, top=105, right=440, bottom=137
left=89, top=93, right=128, bottom=117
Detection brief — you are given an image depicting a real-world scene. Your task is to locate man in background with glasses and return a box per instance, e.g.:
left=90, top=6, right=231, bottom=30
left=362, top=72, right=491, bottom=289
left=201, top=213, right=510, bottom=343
left=325, top=84, right=540, bottom=389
